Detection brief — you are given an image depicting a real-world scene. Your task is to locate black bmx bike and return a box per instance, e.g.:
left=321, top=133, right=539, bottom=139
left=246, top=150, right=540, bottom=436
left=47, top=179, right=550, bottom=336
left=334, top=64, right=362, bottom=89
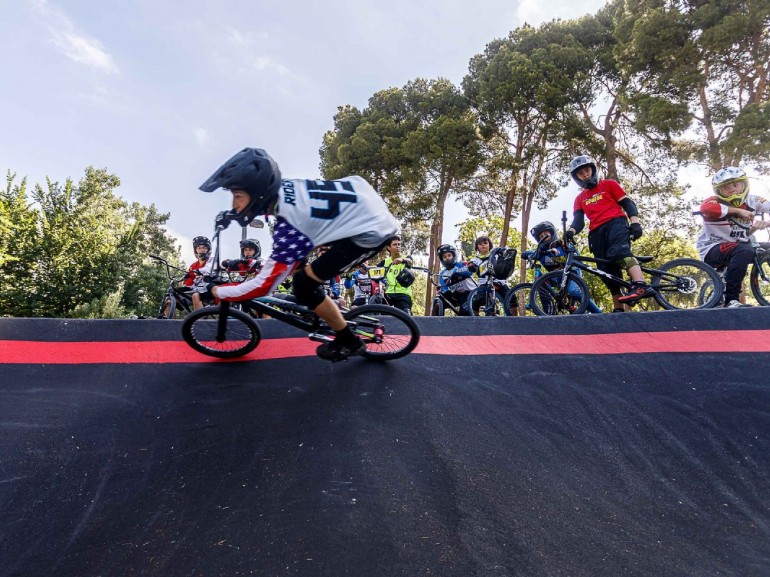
left=180, top=226, right=420, bottom=360
left=150, top=254, right=195, bottom=319
left=528, top=239, right=723, bottom=315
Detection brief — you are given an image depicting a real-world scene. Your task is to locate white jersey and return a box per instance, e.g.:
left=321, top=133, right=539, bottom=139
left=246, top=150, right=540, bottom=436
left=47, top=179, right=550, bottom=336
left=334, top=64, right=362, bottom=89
left=276, top=176, right=398, bottom=248
left=696, top=194, right=770, bottom=259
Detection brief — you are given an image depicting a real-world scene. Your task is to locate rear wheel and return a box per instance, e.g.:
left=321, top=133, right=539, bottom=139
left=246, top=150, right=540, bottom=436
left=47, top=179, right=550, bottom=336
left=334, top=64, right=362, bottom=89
left=651, top=258, right=723, bottom=310
left=181, top=305, right=261, bottom=358
left=344, top=304, right=420, bottom=360
left=529, top=271, right=589, bottom=316
left=750, top=252, right=770, bottom=306
left=467, top=286, right=508, bottom=316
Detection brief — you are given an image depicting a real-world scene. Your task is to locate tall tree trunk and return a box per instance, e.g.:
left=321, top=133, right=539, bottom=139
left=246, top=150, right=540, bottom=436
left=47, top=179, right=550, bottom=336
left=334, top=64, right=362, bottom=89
left=424, top=178, right=452, bottom=315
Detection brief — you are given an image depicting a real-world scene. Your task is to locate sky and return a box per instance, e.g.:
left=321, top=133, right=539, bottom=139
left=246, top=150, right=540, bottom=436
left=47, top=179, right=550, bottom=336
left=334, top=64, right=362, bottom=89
left=2, top=0, right=768, bottom=265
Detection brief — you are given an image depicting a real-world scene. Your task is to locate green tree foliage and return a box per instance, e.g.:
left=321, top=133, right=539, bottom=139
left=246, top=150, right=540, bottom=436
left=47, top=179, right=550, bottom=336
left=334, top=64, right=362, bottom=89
left=320, top=78, right=482, bottom=314
left=0, top=168, right=180, bottom=318
left=615, top=0, right=770, bottom=171
left=463, top=23, right=590, bottom=269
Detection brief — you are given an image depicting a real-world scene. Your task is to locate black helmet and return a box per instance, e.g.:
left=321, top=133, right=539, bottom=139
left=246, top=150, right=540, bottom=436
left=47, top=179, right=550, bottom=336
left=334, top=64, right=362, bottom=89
left=437, top=243, right=457, bottom=269
left=489, top=247, right=517, bottom=279
left=192, top=236, right=211, bottom=259
left=569, top=155, right=598, bottom=189
left=199, top=148, right=282, bottom=226
left=530, top=221, right=557, bottom=243
left=240, top=238, right=261, bottom=259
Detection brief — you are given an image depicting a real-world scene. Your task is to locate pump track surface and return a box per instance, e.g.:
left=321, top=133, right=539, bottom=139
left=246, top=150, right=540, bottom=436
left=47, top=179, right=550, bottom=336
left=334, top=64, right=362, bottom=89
left=1, top=308, right=769, bottom=577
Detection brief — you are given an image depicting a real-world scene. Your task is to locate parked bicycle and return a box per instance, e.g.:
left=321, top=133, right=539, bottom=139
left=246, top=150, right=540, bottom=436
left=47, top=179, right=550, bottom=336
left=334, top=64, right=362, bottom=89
left=429, top=271, right=472, bottom=317
left=466, top=247, right=518, bottom=317
left=364, top=265, right=392, bottom=306
left=150, top=255, right=195, bottom=319
left=694, top=213, right=770, bottom=306
left=504, top=251, right=553, bottom=317
left=528, top=239, right=723, bottom=315
left=181, top=225, right=420, bottom=360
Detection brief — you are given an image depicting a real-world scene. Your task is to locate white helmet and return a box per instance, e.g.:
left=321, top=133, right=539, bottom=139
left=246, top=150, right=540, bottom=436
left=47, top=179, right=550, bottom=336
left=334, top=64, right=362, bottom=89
left=712, top=166, right=749, bottom=207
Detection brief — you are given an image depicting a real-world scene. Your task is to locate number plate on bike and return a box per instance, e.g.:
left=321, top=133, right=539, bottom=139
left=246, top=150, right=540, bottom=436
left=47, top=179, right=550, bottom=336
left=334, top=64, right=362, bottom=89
left=368, top=267, right=386, bottom=279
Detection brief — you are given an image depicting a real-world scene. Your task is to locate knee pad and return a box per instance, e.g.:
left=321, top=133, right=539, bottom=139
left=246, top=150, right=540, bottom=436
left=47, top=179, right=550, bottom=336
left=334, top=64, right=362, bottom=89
left=618, top=256, right=638, bottom=271
left=292, top=268, right=326, bottom=309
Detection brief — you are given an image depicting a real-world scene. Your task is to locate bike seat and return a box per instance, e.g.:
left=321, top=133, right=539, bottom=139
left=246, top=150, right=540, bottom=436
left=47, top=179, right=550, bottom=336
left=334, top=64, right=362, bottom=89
left=635, top=255, right=654, bottom=263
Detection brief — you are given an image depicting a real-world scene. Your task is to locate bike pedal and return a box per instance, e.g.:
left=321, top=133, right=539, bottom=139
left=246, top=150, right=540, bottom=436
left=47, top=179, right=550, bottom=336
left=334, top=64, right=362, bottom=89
left=308, top=332, right=334, bottom=343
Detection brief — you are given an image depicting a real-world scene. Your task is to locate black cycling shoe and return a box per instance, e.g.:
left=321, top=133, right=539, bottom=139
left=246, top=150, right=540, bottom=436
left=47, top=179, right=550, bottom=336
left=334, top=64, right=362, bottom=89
left=316, top=336, right=366, bottom=362
left=617, top=282, right=656, bottom=304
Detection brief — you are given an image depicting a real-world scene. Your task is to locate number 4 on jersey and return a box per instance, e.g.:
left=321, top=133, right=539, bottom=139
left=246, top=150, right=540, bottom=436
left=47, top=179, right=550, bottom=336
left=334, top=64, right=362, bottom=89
left=306, top=180, right=357, bottom=220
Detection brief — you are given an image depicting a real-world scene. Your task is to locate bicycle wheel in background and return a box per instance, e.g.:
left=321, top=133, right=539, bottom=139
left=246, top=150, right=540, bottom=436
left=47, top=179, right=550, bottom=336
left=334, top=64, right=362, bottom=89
left=344, top=304, right=420, bottom=360
left=750, top=251, right=770, bottom=306
left=467, top=286, right=508, bottom=316
left=697, top=279, right=724, bottom=308
left=505, top=283, right=541, bottom=317
left=431, top=298, right=445, bottom=317
left=181, top=305, right=261, bottom=358
left=158, top=293, right=176, bottom=319
left=651, top=258, right=723, bottom=310
left=529, top=271, right=590, bottom=316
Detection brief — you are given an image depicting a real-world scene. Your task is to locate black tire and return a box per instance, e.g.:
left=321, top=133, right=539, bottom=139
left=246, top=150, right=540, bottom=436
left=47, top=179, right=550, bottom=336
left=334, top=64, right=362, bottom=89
left=368, top=295, right=386, bottom=306
left=181, top=305, right=261, bottom=358
left=504, top=283, right=540, bottom=317
left=158, top=293, right=176, bottom=319
left=697, top=279, right=724, bottom=308
left=467, top=286, right=508, bottom=316
left=750, top=251, right=770, bottom=306
left=529, top=271, right=590, bottom=316
left=651, top=258, right=723, bottom=310
left=431, top=298, right=445, bottom=317
left=344, top=304, right=420, bottom=361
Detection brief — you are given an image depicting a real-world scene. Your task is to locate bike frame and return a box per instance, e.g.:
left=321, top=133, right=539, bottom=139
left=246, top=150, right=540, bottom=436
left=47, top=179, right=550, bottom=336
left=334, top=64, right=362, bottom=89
left=553, top=244, right=681, bottom=294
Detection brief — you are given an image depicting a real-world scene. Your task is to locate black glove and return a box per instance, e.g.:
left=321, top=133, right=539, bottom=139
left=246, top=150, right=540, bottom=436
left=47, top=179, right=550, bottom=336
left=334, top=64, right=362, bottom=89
left=466, top=262, right=479, bottom=274
left=214, top=210, right=232, bottom=231
left=629, top=222, right=643, bottom=241
left=563, top=230, right=575, bottom=245
left=198, top=282, right=216, bottom=301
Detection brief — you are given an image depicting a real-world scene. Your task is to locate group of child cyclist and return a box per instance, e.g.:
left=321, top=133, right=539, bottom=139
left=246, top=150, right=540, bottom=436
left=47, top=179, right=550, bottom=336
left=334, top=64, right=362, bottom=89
left=174, top=147, right=768, bottom=361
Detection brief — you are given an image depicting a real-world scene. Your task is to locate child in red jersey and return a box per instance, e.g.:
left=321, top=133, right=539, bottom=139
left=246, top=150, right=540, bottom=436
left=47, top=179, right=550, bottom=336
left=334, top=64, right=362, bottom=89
left=563, top=156, right=652, bottom=312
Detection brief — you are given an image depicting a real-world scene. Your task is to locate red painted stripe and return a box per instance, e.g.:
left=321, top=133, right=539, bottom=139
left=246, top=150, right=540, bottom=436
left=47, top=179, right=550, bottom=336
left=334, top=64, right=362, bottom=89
left=1, top=330, right=769, bottom=364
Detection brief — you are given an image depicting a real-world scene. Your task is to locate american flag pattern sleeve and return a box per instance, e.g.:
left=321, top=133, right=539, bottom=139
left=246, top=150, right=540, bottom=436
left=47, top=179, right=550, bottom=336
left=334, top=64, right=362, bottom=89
left=215, top=217, right=314, bottom=301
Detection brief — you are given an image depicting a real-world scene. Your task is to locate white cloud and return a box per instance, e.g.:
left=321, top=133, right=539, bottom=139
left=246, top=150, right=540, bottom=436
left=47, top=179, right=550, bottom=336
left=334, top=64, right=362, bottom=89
left=30, top=0, right=118, bottom=73
left=224, top=27, right=295, bottom=79
left=193, top=127, right=208, bottom=147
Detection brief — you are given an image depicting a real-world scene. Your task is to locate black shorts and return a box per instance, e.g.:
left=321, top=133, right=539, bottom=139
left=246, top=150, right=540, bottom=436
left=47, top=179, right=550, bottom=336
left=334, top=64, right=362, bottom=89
left=308, top=237, right=388, bottom=282
left=588, top=217, right=632, bottom=292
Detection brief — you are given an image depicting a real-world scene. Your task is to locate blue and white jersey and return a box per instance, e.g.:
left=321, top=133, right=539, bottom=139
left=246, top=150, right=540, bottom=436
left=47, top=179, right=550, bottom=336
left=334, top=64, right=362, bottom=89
left=276, top=176, right=398, bottom=248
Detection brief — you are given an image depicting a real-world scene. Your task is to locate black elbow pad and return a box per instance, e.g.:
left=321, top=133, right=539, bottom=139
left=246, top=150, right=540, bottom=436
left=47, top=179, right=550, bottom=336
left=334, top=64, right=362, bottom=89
left=619, top=197, right=639, bottom=218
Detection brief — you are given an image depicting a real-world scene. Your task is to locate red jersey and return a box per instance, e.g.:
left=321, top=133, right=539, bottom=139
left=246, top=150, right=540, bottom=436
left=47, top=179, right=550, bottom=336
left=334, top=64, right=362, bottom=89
left=573, top=179, right=628, bottom=230
left=183, top=260, right=208, bottom=286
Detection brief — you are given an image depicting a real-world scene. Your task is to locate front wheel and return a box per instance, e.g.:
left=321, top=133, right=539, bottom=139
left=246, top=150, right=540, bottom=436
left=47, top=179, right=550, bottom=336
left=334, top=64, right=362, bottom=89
left=431, top=297, right=445, bottom=317
left=368, top=295, right=387, bottom=306
left=505, top=283, right=539, bottom=317
left=181, top=305, right=262, bottom=358
left=467, top=286, right=508, bottom=316
left=344, top=304, right=420, bottom=360
left=529, top=271, right=589, bottom=316
left=750, top=251, right=770, bottom=306
left=651, top=258, right=723, bottom=310
left=158, top=293, right=176, bottom=319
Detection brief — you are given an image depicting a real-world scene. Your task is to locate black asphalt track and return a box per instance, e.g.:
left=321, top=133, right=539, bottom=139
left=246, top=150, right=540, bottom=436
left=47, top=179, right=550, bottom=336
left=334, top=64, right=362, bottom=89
left=1, top=309, right=769, bottom=576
